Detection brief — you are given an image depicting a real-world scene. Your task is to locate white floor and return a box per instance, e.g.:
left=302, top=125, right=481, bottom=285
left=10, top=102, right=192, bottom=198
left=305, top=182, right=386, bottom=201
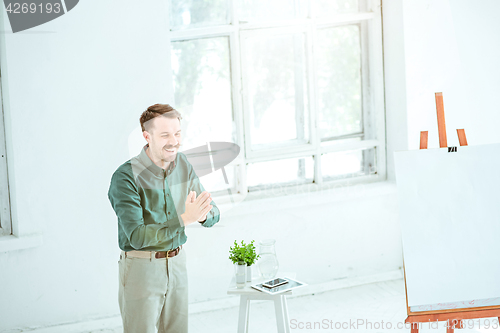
left=93, top=279, right=500, bottom=333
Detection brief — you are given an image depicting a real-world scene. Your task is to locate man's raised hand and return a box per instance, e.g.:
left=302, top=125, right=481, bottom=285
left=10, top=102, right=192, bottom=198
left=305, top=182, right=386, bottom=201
left=181, top=191, right=213, bottom=226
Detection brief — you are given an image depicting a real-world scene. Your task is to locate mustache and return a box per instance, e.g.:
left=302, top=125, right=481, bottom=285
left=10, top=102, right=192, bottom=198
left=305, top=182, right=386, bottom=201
left=164, top=143, right=181, bottom=150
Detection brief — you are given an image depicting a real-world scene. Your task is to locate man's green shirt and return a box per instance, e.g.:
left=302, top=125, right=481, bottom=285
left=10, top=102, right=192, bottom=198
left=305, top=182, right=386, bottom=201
left=108, top=145, right=220, bottom=252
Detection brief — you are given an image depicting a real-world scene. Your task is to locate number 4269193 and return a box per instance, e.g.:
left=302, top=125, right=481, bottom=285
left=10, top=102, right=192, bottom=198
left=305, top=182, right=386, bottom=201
left=5, top=2, right=62, bottom=14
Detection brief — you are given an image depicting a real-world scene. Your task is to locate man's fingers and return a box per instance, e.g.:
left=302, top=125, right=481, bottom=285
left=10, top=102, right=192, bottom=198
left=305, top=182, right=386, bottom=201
left=203, top=204, right=212, bottom=214
left=199, top=194, right=212, bottom=206
left=194, top=191, right=209, bottom=204
left=199, top=205, right=212, bottom=218
left=197, top=194, right=212, bottom=209
left=194, top=192, right=207, bottom=204
left=185, top=191, right=197, bottom=205
left=186, top=191, right=195, bottom=204
left=199, top=203, right=210, bottom=212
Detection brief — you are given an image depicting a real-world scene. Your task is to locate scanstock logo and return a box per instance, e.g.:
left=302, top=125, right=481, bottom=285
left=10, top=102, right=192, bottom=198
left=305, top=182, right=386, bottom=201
left=183, top=142, right=241, bottom=203
left=3, top=0, right=79, bottom=33
left=183, top=142, right=239, bottom=184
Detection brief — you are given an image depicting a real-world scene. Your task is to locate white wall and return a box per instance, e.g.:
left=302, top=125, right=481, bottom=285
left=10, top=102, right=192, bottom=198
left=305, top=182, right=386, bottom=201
left=12, top=0, right=500, bottom=330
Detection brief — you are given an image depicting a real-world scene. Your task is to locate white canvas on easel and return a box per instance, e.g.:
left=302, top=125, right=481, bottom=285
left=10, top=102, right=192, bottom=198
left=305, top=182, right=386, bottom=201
left=395, top=143, right=500, bottom=308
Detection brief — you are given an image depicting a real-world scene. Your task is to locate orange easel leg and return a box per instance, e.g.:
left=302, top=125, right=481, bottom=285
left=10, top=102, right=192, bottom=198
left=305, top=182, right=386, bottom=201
left=457, top=129, right=468, bottom=146
left=420, top=131, right=429, bottom=149
left=435, top=92, right=448, bottom=148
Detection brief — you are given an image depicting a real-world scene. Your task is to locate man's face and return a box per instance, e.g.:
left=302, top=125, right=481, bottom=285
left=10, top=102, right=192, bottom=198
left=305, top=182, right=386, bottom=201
left=144, top=116, right=182, bottom=164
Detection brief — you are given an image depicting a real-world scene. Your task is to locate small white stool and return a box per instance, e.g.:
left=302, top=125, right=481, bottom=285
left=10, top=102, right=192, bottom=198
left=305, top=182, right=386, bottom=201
left=227, top=272, right=294, bottom=333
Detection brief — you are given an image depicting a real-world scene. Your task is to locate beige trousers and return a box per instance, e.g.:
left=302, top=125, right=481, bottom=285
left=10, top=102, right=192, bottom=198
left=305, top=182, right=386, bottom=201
left=118, top=248, right=188, bottom=333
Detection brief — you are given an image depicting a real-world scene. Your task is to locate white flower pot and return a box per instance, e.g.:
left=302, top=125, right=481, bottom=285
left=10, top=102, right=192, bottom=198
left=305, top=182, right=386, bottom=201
left=234, top=262, right=246, bottom=288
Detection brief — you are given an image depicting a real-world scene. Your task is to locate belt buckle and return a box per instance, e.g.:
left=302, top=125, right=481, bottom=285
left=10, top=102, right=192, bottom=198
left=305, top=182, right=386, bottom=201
left=166, top=249, right=174, bottom=258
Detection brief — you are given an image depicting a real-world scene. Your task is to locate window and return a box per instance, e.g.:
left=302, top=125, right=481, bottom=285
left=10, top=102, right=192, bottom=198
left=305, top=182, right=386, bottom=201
left=0, top=70, right=11, bottom=236
left=169, top=0, right=386, bottom=197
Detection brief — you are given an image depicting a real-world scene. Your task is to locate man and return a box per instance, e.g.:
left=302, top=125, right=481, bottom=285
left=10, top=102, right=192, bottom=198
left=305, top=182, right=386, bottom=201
left=108, top=103, right=220, bottom=333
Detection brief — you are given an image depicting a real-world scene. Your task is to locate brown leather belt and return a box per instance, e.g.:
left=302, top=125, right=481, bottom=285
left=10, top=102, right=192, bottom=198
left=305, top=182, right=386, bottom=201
left=155, top=245, right=182, bottom=258
left=125, top=245, right=182, bottom=259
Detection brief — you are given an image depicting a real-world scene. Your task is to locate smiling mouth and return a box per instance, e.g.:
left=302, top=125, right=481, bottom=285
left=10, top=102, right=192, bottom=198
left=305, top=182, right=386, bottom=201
left=164, top=148, right=176, bottom=153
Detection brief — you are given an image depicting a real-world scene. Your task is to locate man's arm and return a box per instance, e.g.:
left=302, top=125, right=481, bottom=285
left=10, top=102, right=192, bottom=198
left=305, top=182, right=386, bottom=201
left=108, top=170, right=176, bottom=250
left=187, top=166, right=220, bottom=228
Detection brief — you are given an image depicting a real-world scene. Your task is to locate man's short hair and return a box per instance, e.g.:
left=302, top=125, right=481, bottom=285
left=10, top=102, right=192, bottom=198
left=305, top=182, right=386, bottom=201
left=140, top=104, right=182, bottom=132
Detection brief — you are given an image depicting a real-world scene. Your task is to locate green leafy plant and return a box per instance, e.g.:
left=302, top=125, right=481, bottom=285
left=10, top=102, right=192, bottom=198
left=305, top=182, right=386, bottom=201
left=244, top=240, right=260, bottom=266
left=229, top=240, right=246, bottom=264
left=229, top=240, right=260, bottom=266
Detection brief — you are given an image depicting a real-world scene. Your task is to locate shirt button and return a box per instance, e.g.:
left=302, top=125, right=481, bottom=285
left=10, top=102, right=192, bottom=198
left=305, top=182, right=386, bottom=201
left=167, top=194, right=169, bottom=197
left=168, top=212, right=171, bottom=215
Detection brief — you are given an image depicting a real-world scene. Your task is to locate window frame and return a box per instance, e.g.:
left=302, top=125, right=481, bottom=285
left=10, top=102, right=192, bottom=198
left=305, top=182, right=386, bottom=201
left=239, top=24, right=313, bottom=160
left=168, top=0, right=386, bottom=201
left=0, top=71, right=12, bottom=237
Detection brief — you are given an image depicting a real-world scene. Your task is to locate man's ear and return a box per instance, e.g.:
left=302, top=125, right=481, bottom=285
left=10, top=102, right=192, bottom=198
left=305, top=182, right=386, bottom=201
left=142, top=130, right=151, bottom=143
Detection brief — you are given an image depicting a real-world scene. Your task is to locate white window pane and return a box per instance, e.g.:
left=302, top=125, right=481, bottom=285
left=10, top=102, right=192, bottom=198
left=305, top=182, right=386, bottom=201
left=239, top=0, right=307, bottom=23
left=313, top=0, right=359, bottom=17
left=322, top=148, right=376, bottom=180
left=171, top=37, right=234, bottom=150
left=244, top=33, right=309, bottom=149
left=170, top=0, right=229, bottom=30
left=247, top=156, right=313, bottom=189
left=317, top=25, right=362, bottom=140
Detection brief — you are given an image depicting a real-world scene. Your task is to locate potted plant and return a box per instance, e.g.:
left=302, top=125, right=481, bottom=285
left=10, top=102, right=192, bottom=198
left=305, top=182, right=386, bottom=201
left=229, top=240, right=248, bottom=288
left=229, top=240, right=260, bottom=285
left=244, top=240, right=260, bottom=282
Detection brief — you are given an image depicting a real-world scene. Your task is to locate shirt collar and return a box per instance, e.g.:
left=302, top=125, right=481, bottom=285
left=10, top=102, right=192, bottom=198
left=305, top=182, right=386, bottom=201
left=138, top=144, right=177, bottom=177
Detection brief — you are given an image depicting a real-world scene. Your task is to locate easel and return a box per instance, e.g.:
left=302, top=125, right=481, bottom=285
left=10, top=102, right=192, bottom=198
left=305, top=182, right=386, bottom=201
left=418, top=92, right=468, bottom=150
left=403, top=92, right=500, bottom=332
